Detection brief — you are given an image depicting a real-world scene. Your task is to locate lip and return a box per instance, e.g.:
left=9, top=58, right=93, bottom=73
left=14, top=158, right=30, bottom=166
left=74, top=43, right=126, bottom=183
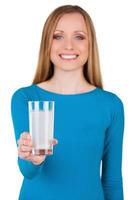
left=59, top=53, right=79, bottom=56
left=59, top=54, right=79, bottom=61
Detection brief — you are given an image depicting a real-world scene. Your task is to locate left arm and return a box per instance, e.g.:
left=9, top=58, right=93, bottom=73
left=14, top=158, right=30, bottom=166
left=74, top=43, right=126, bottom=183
left=101, top=95, right=125, bottom=200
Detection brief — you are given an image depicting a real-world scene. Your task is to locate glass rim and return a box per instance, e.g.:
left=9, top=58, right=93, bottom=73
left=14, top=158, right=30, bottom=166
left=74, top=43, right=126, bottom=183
left=28, top=100, right=55, bottom=103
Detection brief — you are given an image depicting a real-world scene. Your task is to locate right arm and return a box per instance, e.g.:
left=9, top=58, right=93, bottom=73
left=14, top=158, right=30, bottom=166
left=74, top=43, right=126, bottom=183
left=11, top=89, right=57, bottom=179
left=11, top=89, right=45, bottom=179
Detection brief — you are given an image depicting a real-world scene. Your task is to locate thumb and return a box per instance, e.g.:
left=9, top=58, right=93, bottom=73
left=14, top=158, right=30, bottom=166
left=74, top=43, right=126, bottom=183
left=53, top=138, right=58, bottom=145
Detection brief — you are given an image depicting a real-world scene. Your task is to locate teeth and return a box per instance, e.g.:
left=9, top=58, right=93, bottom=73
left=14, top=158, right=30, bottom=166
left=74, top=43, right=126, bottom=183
left=60, top=54, right=78, bottom=59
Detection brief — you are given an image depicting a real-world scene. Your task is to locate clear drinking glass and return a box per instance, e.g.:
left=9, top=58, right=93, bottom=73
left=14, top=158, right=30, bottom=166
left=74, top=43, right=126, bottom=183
left=28, top=101, right=55, bottom=155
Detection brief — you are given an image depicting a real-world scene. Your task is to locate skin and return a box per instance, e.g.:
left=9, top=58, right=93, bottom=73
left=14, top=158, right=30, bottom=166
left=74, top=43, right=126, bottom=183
left=17, top=132, right=58, bottom=165
left=18, top=13, right=95, bottom=165
left=38, top=12, right=96, bottom=93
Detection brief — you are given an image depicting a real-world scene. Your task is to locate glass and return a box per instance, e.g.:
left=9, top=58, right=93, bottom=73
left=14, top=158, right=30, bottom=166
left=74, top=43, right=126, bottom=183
left=28, top=101, right=55, bottom=155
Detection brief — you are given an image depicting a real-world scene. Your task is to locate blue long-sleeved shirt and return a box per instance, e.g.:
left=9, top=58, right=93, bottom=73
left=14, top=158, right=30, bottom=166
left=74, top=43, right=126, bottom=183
left=11, top=84, right=125, bottom=200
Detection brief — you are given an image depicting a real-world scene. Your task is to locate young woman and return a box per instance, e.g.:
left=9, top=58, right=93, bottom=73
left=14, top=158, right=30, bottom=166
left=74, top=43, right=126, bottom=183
left=11, top=5, right=125, bottom=200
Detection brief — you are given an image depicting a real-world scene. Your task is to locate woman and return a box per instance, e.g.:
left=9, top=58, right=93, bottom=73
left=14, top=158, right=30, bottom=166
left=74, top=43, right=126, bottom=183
left=11, top=5, right=125, bottom=200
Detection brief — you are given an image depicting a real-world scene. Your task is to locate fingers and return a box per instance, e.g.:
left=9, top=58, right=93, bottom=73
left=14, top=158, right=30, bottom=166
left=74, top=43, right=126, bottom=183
left=18, top=151, right=31, bottom=159
left=17, top=132, right=32, bottom=160
left=20, top=132, right=31, bottom=140
left=52, top=138, right=58, bottom=145
left=17, top=132, right=59, bottom=161
left=17, top=132, right=32, bottom=146
left=17, top=138, right=32, bottom=147
left=31, top=155, right=47, bottom=165
left=19, top=145, right=32, bottom=152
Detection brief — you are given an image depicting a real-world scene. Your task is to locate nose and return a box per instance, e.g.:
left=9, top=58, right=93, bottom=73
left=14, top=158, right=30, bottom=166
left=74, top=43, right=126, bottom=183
left=64, top=38, right=74, bottom=50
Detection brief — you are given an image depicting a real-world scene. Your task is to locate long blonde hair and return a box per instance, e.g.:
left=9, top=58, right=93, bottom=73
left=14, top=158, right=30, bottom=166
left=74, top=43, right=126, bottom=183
left=32, top=5, right=103, bottom=89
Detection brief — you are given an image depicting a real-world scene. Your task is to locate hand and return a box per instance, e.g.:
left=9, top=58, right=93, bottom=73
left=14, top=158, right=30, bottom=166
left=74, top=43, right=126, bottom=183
left=17, top=132, right=58, bottom=165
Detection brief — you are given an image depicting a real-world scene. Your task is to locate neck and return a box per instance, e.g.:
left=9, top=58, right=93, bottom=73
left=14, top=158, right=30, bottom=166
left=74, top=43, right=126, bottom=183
left=47, top=69, right=91, bottom=94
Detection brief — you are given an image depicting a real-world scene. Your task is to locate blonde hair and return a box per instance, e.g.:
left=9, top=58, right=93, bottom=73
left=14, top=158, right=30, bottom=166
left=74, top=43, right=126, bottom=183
left=32, top=5, right=103, bottom=89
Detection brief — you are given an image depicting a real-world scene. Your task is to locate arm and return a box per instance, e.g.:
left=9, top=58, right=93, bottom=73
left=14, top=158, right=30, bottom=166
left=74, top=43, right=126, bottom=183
left=11, top=88, right=44, bottom=179
left=101, top=95, right=125, bottom=200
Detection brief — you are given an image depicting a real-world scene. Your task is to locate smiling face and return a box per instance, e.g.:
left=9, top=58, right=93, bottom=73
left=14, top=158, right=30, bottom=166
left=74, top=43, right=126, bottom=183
left=50, top=12, right=89, bottom=71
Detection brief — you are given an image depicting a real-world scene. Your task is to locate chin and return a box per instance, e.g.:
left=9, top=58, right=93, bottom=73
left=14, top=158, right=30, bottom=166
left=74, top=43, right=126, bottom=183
left=57, top=65, right=83, bottom=71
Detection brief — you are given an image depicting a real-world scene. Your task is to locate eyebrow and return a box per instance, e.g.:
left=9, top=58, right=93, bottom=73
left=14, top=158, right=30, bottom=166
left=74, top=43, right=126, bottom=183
left=54, top=30, right=87, bottom=35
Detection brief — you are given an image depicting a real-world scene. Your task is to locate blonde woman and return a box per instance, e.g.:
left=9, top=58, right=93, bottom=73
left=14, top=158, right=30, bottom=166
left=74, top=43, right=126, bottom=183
left=11, top=5, right=125, bottom=200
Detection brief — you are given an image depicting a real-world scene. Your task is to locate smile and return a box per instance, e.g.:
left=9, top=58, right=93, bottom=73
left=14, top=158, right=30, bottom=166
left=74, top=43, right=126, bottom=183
left=59, top=54, right=79, bottom=60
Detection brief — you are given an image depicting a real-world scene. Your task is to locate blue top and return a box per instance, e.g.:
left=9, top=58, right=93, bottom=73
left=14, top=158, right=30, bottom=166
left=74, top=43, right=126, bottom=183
left=11, top=84, right=125, bottom=200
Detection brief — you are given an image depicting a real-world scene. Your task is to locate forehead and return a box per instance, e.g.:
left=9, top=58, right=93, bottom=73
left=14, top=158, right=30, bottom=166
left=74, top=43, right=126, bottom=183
left=55, top=13, right=87, bottom=32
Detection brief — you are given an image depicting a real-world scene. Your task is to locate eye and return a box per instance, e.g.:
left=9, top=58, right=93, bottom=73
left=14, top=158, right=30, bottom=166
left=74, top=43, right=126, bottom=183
left=53, top=34, right=85, bottom=40
left=53, top=35, right=63, bottom=40
left=75, top=35, right=85, bottom=40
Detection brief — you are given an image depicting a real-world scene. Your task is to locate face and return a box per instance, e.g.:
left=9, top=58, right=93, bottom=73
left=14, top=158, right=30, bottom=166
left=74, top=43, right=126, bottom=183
left=50, top=13, right=89, bottom=71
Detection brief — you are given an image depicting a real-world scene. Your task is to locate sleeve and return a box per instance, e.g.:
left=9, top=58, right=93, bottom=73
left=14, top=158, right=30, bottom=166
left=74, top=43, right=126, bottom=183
left=11, top=89, right=44, bottom=179
left=101, top=95, right=125, bottom=200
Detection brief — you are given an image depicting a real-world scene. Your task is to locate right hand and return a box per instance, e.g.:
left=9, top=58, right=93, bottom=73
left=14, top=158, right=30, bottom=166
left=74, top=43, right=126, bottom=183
left=17, top=132, right=58, bottom=165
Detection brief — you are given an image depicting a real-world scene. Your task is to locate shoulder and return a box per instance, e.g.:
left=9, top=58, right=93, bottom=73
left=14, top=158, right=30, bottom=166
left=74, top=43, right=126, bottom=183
left=11, top=85, right=35, bottom=103
left=98, top=88, right=124, bottom=111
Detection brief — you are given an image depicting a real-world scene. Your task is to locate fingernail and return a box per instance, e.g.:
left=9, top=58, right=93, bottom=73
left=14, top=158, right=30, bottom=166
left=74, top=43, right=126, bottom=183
left=27, top=134, right=31, bottom=139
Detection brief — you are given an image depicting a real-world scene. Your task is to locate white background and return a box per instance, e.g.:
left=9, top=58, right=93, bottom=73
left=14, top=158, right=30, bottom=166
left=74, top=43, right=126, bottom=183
left=0, top=0, right=132, bottom=199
